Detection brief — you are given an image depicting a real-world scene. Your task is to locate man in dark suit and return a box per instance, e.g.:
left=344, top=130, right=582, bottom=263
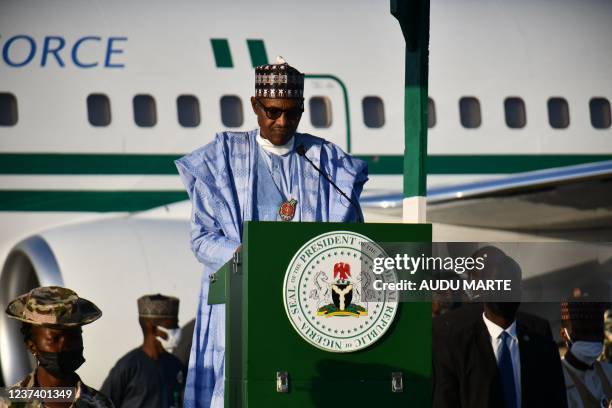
left=432, top=247, right=567, bottom=408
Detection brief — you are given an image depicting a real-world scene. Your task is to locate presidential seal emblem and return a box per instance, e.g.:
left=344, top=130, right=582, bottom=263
left=283, top=231, right=399, bottom=353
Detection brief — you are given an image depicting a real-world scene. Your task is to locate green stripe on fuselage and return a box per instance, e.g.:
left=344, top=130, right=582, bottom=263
left=0, top=191, right=188, bottom=212
left=0, top=153, right=609, bottom=175
left=247, top=39, right=268, bottom=67
left=1, top=154, right=610, bottom=212
left=360, top=154, right=612, bottom=175
left=0, top=154, right=180, bottom=175
left=211, top=39, right=233, bottom=68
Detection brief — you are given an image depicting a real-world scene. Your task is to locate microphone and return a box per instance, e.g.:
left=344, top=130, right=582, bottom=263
left=296, top=144, right=364, bottom=223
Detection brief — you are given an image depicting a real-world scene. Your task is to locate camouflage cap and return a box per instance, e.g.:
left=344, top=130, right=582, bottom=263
left=5, top=286, right=102, bottom=327
left=138, top=294, right=179, bottom=319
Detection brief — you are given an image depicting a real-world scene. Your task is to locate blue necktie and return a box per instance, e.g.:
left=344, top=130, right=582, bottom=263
left=498, top=331, right=518, bottom=408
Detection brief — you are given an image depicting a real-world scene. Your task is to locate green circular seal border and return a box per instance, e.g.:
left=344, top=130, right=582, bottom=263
left=282, top=231, right=399, bottom=353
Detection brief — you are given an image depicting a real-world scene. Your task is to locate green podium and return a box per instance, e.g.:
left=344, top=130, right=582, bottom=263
left=209, top=222, right=432, bottom=407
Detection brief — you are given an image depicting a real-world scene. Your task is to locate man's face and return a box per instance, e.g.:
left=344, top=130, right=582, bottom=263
left=251, top=97, right=303, bottom=146
left=154, top=317, right=179, bottom=340
left=562, top=323, right=605, bottom=344
left=27, top=326, right=83, bottom=355
left=485, top=302, right=521, bottom=321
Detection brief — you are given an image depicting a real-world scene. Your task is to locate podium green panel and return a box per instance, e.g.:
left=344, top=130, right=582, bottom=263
left=211, top=222, right=432, bottom=407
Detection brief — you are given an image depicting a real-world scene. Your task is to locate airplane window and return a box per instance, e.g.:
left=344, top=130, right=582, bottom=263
left=220, top=95, right=243, bottom=128
left=133, top=94, right=157, bottom=127
left=177, top=95, right=201, bottom=128
left=362, top=96, right=385, bottom=128
left=87, top=94, right=111, bottom=127
left=0, top=92, right=18, bottom=126
left=590, top=97, right=611, bottom=129
left=504, top=97, right=526, bottom=129
left=547, top=97, right=570, bottom=129
left=309, top=96, right=332, bottom=128
left=428, top=97, right=436, bottom=128
left=459, top=97, right=481, bottom=128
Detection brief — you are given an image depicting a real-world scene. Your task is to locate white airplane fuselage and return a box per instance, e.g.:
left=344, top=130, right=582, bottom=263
left=0, top=0, right=611, bottom=387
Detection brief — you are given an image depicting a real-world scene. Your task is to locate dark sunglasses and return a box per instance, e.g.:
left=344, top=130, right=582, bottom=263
left=255, top=98, right=303, bottom=120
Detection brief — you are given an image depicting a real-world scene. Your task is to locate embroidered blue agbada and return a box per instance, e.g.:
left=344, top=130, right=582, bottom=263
left=175, top=129, right=368, bottom=408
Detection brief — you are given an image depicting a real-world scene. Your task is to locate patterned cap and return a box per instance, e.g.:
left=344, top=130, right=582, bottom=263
left=138, top=294, right=179, bottom=319
left=5, top=286, right=102, bottom=327
left=255, top=56, right=304, bottom=99
left=561, top=297, right=607, bottom=335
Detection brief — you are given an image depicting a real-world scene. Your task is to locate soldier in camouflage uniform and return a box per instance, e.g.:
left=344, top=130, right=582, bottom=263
left=604, top=309, right=612, bottom=363
left=1, top=286, right=114, bottom=408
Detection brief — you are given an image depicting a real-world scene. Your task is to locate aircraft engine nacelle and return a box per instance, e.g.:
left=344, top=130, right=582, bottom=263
left=0, top=210, right=202, bottom=388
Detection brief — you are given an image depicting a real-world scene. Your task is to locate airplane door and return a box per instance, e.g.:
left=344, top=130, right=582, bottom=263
left=302, top=75, right=350, bottom=152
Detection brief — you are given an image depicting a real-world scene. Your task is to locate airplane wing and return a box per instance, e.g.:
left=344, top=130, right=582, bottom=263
left=361, top=160, right=612, bottom=230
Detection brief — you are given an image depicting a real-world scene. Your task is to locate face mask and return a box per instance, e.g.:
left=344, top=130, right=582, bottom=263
left=564, top=328, right=604, bottom=366
left=156, top=326, right=181, bottom=353
left=37, top=349, right=85, bottom=378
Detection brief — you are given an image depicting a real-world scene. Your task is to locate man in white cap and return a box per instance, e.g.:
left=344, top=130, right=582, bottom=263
left=175, top=56, right=368, bottom=407
left=101, top=294, right=185, bottom=408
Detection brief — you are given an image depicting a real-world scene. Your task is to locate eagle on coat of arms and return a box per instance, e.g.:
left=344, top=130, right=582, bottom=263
left=315, top=262, right=368, bottom=317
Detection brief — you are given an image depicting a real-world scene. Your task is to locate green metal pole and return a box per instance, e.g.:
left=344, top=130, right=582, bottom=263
left=390, top=0, right=430, bottom=223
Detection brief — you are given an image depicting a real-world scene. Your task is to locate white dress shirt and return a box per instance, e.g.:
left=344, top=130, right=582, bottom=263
left=482, top=313, right=522, bottom=408
left=255, top=133, right=298, bottom=206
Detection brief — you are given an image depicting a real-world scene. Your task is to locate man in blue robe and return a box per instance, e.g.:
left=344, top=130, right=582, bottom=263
left=175, top=57, right=368, bottom=408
